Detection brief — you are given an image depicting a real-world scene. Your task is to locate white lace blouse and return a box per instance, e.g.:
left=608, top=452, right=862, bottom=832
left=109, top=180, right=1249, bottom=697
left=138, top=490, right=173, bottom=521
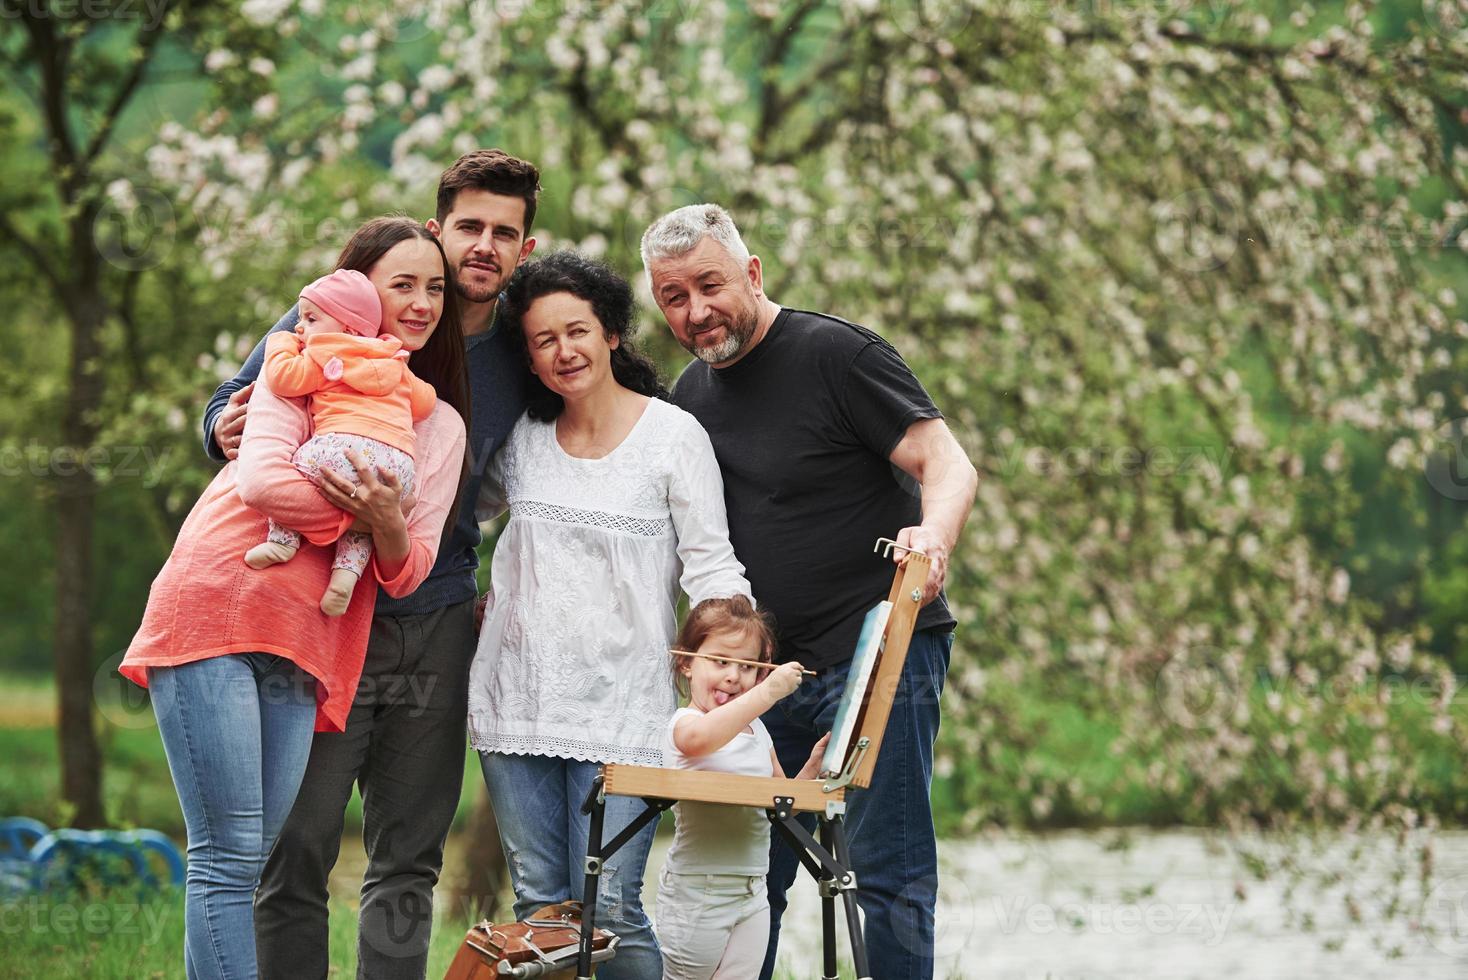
left=467, top=398, right=751, bottom=766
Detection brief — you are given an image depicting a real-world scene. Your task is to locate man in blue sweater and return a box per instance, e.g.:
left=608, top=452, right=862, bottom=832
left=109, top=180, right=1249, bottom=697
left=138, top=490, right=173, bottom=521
left=201, top=150, right=538, bottom=979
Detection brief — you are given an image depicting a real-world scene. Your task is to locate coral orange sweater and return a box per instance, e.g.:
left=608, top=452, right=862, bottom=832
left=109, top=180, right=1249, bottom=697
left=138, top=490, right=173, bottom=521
left=119, top=373, right=466, bottom=731
left=262, top=331, right=438, bottom=458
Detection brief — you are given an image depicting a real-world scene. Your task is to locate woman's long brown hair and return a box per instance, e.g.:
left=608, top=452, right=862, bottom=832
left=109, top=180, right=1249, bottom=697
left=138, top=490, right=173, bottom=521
left=334, top=216, right=471, bottom=557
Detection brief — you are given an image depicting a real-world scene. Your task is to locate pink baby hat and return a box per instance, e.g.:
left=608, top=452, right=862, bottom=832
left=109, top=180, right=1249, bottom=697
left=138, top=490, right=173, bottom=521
left=299, top=269, right=381, bottom=337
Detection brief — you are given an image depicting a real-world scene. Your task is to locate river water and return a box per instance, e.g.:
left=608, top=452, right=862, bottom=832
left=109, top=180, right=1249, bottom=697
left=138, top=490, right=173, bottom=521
left=639, top=828, right=1468, bottom=979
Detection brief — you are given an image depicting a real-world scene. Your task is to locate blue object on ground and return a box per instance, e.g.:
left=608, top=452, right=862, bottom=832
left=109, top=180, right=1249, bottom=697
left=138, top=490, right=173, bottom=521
left=0, top=817, right=184, bottom=894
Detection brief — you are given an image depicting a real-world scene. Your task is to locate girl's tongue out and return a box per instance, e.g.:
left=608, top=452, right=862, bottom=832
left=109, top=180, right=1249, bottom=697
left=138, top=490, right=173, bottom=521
left=713, top=689, right=733, bottom=707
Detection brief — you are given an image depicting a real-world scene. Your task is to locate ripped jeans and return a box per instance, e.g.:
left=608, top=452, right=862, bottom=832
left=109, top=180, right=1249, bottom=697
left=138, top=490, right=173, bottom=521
left=478, top=752, right=662, bottom=980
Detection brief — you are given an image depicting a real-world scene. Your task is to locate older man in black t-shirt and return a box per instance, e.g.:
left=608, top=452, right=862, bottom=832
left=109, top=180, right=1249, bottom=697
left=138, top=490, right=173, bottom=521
left=642, top=204, right=978, bottom=980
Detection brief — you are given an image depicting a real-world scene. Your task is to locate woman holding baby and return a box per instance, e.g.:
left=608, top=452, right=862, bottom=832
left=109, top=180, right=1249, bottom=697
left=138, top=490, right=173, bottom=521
left=121, top=216, right=469, bottom=979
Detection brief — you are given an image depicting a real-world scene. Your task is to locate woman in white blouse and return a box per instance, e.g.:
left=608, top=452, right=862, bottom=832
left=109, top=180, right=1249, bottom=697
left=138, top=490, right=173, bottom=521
left=468, top=251, right=751, bottom=979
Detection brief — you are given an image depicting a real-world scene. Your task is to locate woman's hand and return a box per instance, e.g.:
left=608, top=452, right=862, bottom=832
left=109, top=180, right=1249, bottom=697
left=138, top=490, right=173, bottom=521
left=349, top=487, right=419, bottom=528
left=345, top=492, right=416, bottom=534
left=317, top=450, right=407, bottom=535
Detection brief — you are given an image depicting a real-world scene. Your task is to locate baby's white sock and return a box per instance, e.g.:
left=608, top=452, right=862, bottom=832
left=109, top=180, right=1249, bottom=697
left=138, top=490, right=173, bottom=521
left=245, top=540, right=298, bottom=570
left=320, top=567, right=359, bottom=617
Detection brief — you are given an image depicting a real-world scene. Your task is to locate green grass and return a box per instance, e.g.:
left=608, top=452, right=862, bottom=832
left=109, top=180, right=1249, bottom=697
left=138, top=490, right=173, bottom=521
left=0, top=885, right=479, bottom=979
left=0, top=883, right=927, bottom=979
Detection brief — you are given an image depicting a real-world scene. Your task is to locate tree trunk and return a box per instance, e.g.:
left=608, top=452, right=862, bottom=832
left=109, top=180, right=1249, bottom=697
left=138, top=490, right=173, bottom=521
left=53, top=470, right=104, bottom=828
left=53, top=212, right=107, bottom=829
left=452, top=786, right=509, bottom=922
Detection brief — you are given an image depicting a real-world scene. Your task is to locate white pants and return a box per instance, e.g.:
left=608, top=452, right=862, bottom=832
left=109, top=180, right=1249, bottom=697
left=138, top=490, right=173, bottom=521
left=654, top=869, right=770, bottom=980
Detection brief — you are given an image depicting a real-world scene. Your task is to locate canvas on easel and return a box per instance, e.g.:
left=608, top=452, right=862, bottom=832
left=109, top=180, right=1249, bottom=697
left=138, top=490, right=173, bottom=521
left=820, top=599, right=891, bottom=778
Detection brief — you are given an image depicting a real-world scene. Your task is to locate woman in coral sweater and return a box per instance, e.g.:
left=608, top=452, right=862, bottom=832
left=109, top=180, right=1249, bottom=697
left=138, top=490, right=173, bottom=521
left=120, top=217, right=468, bottom=980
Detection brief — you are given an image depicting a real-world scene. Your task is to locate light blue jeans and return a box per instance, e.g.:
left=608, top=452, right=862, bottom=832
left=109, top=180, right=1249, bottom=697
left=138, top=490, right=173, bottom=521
left=479, top=752, right=663, bottom=980
left=150, top=653, right=318, bottom=980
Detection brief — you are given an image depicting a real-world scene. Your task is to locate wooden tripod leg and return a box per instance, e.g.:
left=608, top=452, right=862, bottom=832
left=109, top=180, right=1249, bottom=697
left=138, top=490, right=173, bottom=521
left=818, top=818, right=839, bottom=980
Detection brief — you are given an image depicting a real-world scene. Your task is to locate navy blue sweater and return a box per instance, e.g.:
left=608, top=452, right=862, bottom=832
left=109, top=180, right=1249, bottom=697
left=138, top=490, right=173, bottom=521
left=202, top=304, right=527, bottom=617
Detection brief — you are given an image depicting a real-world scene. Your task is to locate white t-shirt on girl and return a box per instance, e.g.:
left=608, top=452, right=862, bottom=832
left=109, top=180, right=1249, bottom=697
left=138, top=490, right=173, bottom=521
left=662, top=706, right=775, bottom=876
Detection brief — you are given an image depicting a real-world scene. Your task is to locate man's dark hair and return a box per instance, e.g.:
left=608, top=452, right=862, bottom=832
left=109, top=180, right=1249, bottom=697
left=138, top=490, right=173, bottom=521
left=435, top=149, right=541, bottom=234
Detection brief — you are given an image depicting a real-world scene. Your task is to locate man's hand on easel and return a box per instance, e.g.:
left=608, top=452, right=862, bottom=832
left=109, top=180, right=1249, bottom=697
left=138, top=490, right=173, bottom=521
left=893, top=525, right=949, bottom=605
left=795, top=733, right=831, bottom=780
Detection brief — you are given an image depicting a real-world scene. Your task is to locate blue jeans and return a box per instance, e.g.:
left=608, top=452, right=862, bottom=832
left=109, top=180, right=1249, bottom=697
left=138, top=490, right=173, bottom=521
left=479, top=752, right=662, bottom=980
left=760, top=627, right=953, bottom=980
left=150, top=653, right=318, bottom=980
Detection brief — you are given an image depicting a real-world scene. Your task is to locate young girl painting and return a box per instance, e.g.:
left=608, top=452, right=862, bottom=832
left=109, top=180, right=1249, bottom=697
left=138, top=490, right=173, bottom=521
left=656, top=596, right=829, bottom=980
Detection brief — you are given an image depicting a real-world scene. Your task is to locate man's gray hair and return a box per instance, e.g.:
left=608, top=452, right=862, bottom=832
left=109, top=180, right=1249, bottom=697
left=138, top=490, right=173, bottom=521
left=640, top=203, right=752, bottom=275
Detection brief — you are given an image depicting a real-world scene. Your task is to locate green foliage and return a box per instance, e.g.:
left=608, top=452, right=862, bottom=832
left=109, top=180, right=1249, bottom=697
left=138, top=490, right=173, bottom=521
left=937, top=667, right=1468, bottom=834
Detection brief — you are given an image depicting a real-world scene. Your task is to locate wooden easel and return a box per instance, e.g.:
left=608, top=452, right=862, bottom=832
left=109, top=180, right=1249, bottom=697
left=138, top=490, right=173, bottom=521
left=571, top=540, right=931, bottom=980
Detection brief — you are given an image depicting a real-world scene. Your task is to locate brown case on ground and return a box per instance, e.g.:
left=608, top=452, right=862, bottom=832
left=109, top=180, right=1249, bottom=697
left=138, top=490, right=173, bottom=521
left=444, top=900, right=617, bottom=980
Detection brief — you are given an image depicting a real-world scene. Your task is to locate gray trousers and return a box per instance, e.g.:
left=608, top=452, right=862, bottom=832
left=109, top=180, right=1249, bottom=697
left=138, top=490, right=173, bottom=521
left=254, top=598, right=476, bottom=980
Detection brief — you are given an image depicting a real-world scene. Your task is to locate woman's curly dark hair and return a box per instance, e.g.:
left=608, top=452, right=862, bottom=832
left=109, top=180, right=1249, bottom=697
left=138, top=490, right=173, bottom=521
left=499, top=251, right=667, bottom=420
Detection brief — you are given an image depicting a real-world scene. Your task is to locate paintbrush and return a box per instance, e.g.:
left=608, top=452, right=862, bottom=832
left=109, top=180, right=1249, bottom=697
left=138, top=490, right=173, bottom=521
left=670, top=649, right=818, bottom=677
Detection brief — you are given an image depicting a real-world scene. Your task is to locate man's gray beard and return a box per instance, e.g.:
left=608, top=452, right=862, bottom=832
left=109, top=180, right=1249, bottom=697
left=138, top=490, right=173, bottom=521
left=692, top=333, right=745, bottom=364
left=689, top=314, right=757, bottom=364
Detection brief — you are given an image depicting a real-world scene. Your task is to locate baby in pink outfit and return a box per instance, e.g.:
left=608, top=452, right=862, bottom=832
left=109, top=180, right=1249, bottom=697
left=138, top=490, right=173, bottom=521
left=244, top=269, right=436, bottom=616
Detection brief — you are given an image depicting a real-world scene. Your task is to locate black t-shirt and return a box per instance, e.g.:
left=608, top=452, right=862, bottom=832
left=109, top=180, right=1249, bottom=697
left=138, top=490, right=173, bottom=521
left=671, top=307, right=957, bottom=670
